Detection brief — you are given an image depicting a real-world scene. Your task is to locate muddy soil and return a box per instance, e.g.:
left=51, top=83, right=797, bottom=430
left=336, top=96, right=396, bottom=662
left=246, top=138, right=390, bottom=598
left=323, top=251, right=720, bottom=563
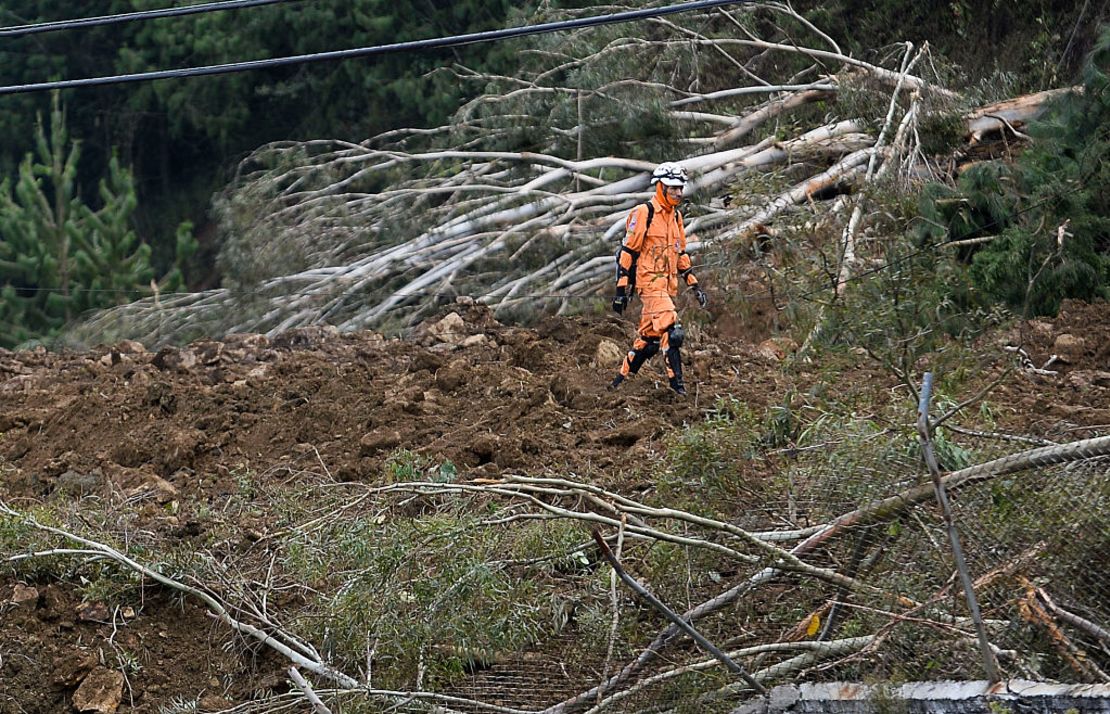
left=1, top=299, right=1107, bottom=712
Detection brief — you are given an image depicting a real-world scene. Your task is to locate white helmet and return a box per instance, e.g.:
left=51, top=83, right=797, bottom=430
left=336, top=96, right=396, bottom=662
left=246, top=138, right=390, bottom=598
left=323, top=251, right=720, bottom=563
left=651, top=162, right=688, bottom=187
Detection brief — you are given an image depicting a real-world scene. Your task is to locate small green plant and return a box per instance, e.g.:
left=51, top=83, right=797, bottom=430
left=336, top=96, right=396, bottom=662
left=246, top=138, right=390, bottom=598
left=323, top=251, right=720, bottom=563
left=158, top=696, right=200, bottom=714
left=435, top=460, right=458, bottom=483
left=231, top=466, right=257, bottom=499
left=384, top=449, right=427, bottom=482
left=763, top=391, right=801, bottom=448
left=932, top=427, right=975, bottom=470
left=0, top=511, right=35, bottom=552
left=76, top=564, right=144, bottom=606
left=114, top=648, right=143, bottom=675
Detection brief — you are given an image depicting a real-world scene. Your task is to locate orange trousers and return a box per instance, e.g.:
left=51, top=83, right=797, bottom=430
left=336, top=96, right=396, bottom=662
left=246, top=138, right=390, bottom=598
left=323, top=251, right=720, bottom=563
left=618, top=293, right=682, bottom=382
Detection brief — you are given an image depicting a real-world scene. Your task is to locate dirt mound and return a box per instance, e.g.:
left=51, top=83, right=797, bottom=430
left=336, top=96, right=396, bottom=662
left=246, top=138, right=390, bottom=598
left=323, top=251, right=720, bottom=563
left=1, top=299, right=1107, bottom=712
left=0, top=302, right=794, bottom=507
left=993, top=300, right=1110, bottom=433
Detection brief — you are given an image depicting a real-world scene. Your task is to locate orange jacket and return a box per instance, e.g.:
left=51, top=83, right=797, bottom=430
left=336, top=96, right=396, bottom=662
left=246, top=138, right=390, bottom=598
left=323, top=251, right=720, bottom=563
left=616, top=194, right=698, bottom=297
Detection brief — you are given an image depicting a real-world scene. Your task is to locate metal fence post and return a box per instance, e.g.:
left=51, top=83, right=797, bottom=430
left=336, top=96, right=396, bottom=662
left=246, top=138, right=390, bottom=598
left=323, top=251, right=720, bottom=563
left=917, top=372, right=1002, bottom=683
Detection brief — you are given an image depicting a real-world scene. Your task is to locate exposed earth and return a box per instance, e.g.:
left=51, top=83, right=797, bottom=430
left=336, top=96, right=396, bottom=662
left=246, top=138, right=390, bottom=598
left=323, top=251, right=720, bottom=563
left=1, top=298, right=1107, bottom=713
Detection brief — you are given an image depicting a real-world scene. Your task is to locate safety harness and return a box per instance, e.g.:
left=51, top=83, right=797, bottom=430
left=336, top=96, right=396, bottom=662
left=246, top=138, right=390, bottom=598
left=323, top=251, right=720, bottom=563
left=616, top=202, right=683, bottom=296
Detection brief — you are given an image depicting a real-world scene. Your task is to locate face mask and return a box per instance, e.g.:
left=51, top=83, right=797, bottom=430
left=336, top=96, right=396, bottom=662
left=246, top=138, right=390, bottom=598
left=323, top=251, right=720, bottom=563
left=656, top=183, right=682, bottom=208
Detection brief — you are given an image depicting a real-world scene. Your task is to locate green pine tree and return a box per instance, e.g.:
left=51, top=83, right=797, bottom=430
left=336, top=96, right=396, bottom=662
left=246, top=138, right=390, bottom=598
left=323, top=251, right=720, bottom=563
left=919, top=26, right=1110, bottom=317
left=0, top=95, right=194, bottom=348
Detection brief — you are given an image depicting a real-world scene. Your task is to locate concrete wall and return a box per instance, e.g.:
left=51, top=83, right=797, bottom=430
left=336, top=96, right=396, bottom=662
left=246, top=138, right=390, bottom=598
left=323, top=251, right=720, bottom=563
left=731, top=680, right=1110, bottom=713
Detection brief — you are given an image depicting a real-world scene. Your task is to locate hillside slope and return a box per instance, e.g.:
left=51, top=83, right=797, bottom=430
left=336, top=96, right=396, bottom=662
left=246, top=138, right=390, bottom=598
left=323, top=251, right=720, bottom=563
left=1, top=299, right=1107, bottom=713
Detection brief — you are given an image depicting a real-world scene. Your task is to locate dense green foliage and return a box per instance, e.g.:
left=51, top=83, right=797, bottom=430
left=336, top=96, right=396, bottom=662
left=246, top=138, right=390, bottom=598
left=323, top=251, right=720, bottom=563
left=0, top=1, right=523, bottom=344
left=917, top=28, right=1110, bottom=316
left=0, top=96, right=195, bottom=348
left=0, top=0, right=520, bottom=255
left=803, top=0, right=1098, bottom=97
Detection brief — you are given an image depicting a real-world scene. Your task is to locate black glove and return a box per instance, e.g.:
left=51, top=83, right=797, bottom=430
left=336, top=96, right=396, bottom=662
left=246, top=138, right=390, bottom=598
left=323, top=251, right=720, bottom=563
left=693, top=285, right=709, bottom=308
left=612, top=286, right=629, bottom=315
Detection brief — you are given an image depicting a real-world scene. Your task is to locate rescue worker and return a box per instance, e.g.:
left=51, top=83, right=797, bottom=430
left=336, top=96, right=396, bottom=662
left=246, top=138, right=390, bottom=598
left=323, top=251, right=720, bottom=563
left=610, top=162, right=708, bottom=395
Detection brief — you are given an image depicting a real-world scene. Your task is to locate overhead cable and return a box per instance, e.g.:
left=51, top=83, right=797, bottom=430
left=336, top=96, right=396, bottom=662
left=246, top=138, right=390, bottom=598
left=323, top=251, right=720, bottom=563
left=0, top=0, right=299, bottom=38
left=0, top=0, right=747, bottom=96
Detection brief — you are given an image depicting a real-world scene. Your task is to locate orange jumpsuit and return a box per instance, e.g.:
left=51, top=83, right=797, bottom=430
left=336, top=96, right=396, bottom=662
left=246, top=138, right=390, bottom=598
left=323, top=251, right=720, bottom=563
left=615, top=186, right=699, bottom=390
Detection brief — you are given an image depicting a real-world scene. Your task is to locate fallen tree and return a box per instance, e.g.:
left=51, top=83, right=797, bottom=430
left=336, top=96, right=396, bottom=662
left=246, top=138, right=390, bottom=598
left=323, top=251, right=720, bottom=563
left=4, top=435, right=1107, bottom=712
left=58, top=3, right=1074, bottom=348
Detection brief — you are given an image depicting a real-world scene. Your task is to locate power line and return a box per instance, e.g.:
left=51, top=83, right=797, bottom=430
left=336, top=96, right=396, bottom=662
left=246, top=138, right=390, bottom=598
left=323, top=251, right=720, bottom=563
left=0, top=0, right=748, bottom=96
left=0, top=0, right=300, bottom=39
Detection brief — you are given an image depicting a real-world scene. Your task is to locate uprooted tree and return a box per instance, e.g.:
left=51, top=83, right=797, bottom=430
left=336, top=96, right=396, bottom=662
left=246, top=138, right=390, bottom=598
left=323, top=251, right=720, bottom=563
left=59, top=2, right=1097, bottom=349
left=13, top=6, right=1107, bottom=713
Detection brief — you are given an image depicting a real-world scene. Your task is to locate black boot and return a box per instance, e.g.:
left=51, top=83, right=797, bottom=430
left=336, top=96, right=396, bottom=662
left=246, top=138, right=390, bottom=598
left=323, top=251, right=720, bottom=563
left=666, top=346, right=686, bottom=395
left=609, top=374, right=625, bottom=390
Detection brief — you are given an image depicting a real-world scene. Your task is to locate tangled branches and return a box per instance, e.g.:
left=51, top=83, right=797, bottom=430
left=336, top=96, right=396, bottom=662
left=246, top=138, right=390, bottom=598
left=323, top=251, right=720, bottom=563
left=62, top=3, right=1064, bottom=347
left=5, top=435, right=1108, bottom=711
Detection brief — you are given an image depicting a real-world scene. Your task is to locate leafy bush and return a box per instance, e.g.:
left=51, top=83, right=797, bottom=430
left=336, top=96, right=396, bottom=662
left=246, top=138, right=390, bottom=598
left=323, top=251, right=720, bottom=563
left=278, top=498, right=577, bottom=688
left=918, top=27, right=1110, bottom=316
left=660, top=397, right=763, bottom=515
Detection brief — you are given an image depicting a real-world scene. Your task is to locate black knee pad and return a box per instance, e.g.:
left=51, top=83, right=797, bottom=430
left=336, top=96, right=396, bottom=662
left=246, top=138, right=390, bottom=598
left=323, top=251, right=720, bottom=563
left=628, top=338, right=660, bottom=375
left=668, top=325, right=684, bottom=349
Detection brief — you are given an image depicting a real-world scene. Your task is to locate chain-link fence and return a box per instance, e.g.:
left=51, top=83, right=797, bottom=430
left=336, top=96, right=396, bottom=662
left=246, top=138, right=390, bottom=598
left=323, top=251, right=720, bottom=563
left=9, top=394, right=1106, bottom=714
left=428, top=420, right=1110, bottom=713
